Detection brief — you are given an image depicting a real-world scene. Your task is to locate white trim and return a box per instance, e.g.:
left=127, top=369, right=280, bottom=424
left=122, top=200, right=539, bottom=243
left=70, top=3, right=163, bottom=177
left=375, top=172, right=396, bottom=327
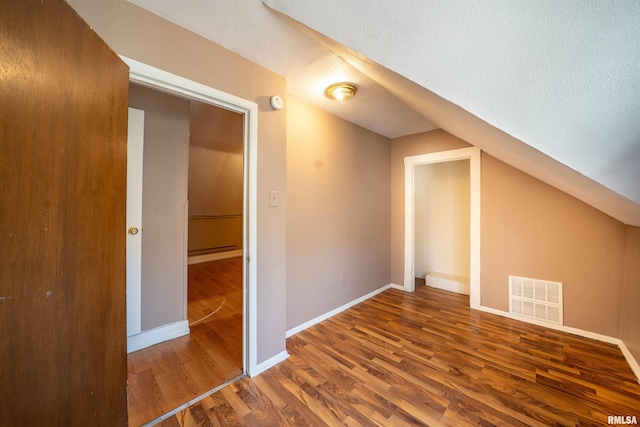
left=286, top=284, right=394, bottom=338
left=389, top=283, right=405, bottom=291
left=619, top=341, right=640, bottom=385
left=403, top=147, right=481, bottom=308
left=252, top=350, right=290, bottom=377
left=477, top=305, right=640, bottom=384
left=121, top=56, right=259, bottom=376
left=425, top=273, right=470, bottom=295
left=142, top=374, right=245, bottom=426
left=478, top=305, right=619, bottom=343
left=404, top=162, right=414, bottom=292
left=123, top=57, right=254, bottom=115
left=187, top=249, right=244, bottom=265
left=182, top=201, right=189, bottom=328
left=245, top=88, right=259, bottom=377
left=127, top=320, right=190, bottom=353
left=126, top=107, right=144, bottom=337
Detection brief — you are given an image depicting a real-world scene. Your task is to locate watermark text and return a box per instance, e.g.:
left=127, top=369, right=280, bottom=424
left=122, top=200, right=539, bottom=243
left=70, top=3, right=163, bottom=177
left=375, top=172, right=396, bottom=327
left=608, top=416, right=638, bottom=425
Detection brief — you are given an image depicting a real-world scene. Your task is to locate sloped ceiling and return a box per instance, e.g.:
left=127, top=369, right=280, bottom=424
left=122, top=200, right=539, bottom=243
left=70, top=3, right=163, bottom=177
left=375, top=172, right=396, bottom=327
left=130, top=0, right=640, bottom=225
left=190, top=100, right=244, bottom=154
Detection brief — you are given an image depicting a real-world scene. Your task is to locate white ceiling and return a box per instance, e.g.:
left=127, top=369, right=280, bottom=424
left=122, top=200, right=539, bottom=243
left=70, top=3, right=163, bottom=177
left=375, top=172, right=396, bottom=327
left=130, top=0, right=640, bottom=225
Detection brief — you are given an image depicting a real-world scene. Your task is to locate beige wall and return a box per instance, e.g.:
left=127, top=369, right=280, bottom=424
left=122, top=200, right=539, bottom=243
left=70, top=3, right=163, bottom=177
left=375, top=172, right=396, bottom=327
left=286, top=97, right=391, bottom=330
left=129, top=84, right=190, bottom=331
left=188, top=102, right=244, bottom=255
left=68, top=0, right=288, bottom=363
left=414, top=160, right=470, bottom=280
left=187, top=146, right=244, bottom=255
left=188, top=146, right=243, bottom=216
left=481, top=153, right=627, bottom=337
left=621, top=226, right=640, bottom=362
left=188, top=101, right=244, bottom=217
left=390, top=130, right=472, bottom=285
left=65, top=0, right=639, bottom=368
left=391, top=130, right=630, bottom=339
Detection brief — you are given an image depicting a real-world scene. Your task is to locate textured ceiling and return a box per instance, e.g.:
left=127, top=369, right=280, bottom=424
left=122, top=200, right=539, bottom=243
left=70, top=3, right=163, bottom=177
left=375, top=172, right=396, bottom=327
left=130, top=0, right=640, bottom=225
left=128, top=0, right=437, bottom=138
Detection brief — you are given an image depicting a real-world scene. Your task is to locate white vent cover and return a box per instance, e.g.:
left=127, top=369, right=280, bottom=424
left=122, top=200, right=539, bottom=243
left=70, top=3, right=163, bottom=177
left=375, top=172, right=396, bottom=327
left=509, top=275, right=563, bottom=325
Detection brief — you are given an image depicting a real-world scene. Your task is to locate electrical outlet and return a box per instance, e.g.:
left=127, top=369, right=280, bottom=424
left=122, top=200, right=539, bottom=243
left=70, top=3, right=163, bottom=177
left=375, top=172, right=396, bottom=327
left=269, top=190, right=279, bottom=207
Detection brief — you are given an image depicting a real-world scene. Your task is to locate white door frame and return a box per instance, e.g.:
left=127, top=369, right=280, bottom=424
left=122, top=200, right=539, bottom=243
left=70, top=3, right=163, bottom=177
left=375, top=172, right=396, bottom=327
left=404, top=147, right=481, bottom=309
left=121, top=56, right=259, bottom=375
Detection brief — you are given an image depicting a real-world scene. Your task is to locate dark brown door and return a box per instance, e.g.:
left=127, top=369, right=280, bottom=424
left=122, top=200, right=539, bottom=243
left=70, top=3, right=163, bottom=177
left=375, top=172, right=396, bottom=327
left=0, top=0, right=129, bottom=424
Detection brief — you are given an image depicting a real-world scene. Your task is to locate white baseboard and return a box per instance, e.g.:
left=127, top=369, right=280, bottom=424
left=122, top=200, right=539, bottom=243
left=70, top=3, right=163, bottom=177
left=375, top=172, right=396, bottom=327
left=477, top=305, right=640, bottom=384
left=251, top=350, right=290, bottom=377
left=286, top=284, right=394, bottom=338
left=425, top=272, right=470, bottom=295
left=389, top=283, right=405, bottom=291
left=619, top=341, right=640, bottom=385
left=188, top=249, right=243, bottom=265
left=477, top=305, right=619, bottom=343
left=127, top=320, right=190, bottom=353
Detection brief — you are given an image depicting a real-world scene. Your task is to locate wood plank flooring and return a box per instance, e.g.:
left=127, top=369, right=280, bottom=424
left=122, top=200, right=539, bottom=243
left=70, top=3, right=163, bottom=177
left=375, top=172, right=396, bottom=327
left=128, top=257, right=244, bottom=426
left=159, top=284, right=640, bottom=426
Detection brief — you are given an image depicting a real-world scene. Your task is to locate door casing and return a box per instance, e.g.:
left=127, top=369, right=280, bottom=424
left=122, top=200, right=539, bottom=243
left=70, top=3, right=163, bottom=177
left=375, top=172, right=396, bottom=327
left=404, top=147, right=481, bottom=308
left=121, top=56, right=259, bottom=375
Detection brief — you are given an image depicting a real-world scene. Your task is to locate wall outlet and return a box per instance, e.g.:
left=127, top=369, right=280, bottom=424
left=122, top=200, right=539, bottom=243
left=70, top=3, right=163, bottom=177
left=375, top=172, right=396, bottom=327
left=269, top=190, right=279, bottom=207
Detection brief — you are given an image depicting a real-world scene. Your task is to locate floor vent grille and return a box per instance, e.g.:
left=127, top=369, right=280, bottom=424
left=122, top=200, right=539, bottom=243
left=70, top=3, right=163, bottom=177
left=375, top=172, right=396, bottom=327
left=509, top=275, right=563, bottom=325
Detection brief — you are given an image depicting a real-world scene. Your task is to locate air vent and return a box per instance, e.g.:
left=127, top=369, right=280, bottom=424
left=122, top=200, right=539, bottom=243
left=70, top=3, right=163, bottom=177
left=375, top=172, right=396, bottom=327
left=509, top=275, right=563, bottom=325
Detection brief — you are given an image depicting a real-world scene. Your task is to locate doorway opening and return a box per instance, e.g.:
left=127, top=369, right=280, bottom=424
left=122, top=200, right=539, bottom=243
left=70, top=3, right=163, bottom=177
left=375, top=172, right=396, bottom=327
left=122, top=57, right=258, bottom=425
left=404, top=147, right=481, bottom=308
left=186, top=98, right=245, bottom=382
left=414, top=159, right=470, bottom=295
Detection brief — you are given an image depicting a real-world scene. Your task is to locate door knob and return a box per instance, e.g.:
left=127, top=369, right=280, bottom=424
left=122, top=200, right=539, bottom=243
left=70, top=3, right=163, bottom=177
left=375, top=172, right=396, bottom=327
left=128, top=227, right=139, bottom=236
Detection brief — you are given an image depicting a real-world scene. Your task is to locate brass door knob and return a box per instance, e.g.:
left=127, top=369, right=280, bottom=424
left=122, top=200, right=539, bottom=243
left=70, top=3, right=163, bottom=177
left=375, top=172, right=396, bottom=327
left=128, top=227, right=139, bottom=236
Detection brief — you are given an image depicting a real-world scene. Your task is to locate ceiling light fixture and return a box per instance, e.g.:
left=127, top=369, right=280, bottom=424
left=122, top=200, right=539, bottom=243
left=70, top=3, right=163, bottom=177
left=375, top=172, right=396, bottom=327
left=325, top=82, right=357, bottom=103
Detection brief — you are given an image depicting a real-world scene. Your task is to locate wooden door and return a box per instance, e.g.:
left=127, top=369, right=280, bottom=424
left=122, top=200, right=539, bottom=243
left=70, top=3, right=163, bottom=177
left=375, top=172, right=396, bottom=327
left=0, top=0, right=129, bottom=424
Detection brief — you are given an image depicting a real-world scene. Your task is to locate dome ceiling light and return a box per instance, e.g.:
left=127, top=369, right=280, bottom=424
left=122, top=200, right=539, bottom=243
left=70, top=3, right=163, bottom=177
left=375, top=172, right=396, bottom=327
left=325, top=82, right=357, bottom=103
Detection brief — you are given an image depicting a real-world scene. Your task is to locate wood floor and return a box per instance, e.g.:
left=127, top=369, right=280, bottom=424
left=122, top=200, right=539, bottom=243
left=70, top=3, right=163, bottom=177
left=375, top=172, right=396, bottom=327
left=127, top=257, right=244, bottom=427
left=158, top=284, right=640, bottom=426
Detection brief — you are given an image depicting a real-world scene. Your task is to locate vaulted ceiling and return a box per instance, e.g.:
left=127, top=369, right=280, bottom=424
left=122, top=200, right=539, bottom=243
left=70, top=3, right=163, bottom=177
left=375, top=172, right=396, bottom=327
left=130, top=0, right=640, bottom=226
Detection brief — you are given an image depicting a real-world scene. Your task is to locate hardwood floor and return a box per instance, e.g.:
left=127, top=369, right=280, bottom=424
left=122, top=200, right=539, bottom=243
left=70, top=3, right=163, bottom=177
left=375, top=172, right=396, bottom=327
left=159, top=284, right=640, bottom=426
left=128, top=257, right=244, bottom=426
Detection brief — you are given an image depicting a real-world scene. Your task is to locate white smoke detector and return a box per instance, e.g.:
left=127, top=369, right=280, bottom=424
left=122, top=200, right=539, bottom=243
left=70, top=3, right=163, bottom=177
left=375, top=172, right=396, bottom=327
left=270, top=95, right=283, bottom=110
